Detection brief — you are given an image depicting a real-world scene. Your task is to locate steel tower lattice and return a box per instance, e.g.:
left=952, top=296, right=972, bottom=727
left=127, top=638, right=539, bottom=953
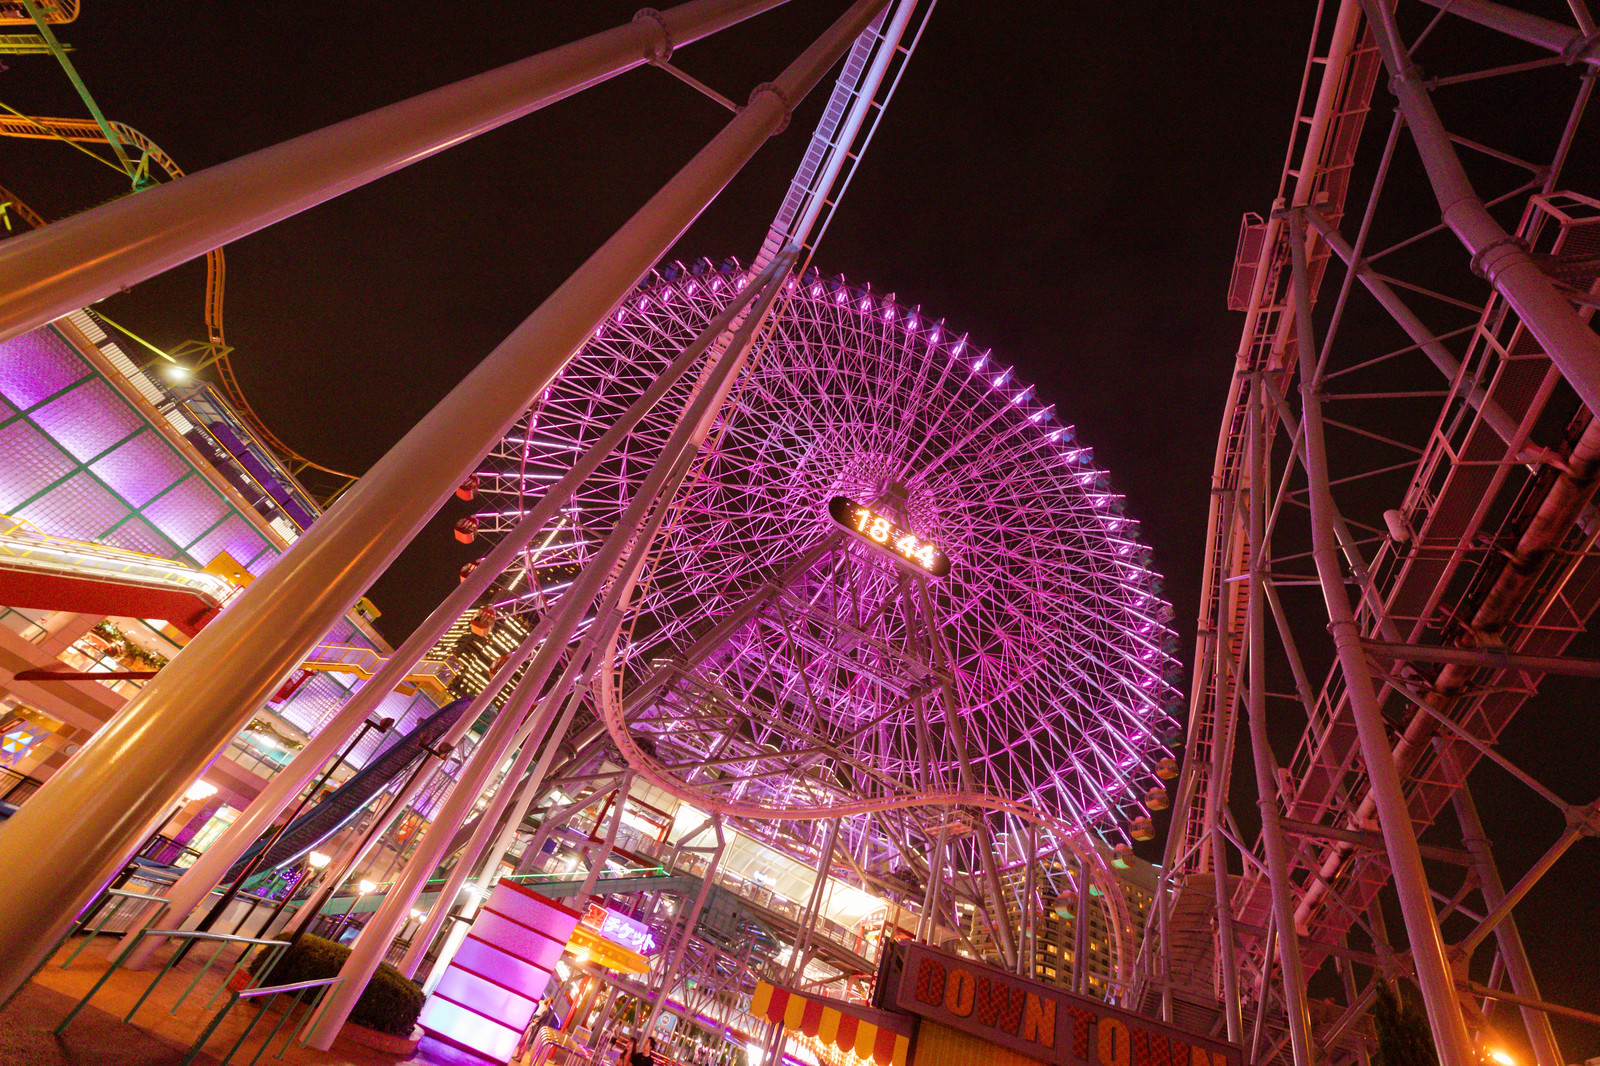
left=1151, top=3, right=1600, bottom=1066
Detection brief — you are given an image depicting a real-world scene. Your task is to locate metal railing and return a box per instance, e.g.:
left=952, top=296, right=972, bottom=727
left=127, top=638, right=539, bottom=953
left=53, top=921, right=338, bottom=1066
left=300, top=640, right=461, bottom=692
left=57, top=888, right=170, bottom=969
left=55, top=927, right=289, bottom=1037
left=185, top=974, right=344, bottom=1066
left=0, top=513, right=239, bottom=606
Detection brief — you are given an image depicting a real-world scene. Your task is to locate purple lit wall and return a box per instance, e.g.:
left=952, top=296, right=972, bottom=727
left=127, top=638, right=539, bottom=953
left=0, top=327, right=276, bottom=572
left=1, top=323, right=456, bottom=760
left=418, top=882, right=581, bottom=1063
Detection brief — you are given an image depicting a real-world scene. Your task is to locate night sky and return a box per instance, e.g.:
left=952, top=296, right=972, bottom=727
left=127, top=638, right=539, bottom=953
left=5, top=1, right=1596, bottom=1058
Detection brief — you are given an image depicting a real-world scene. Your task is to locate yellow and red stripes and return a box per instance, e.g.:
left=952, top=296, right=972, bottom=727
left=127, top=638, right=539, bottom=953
left=752, top=981, right=909, bottom=1066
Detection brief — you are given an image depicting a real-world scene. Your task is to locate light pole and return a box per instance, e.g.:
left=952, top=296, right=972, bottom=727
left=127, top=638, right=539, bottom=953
left=281, top=739, right=453, bottom=947
left=336, top=880, right=378, bottom=944
left=252, top=849, right=332, bottom=941
left=194, top=716, right=393, bottom=943
left=83, top=778, right=218, bottom=928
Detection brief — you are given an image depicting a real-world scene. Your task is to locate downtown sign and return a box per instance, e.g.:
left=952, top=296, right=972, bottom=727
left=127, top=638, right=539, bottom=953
left=885, top=943, right=1244, bottom=1066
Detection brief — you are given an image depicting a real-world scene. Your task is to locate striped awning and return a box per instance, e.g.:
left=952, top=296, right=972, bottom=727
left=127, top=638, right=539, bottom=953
left=751, top=981, right=910, bottom=1066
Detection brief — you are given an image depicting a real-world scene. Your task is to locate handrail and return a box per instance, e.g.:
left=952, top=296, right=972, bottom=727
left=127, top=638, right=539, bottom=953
left=236, top=974, right=343, bottom=999
left=185, top=973, right=345, bottom=1066
left=55, top=924, right=289, bottom=1036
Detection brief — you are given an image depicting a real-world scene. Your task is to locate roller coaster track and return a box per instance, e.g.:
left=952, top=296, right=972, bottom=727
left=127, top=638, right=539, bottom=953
left=0, top=111, right=357, bottom=500
left=1160, top=6, right=1600, bottom=1059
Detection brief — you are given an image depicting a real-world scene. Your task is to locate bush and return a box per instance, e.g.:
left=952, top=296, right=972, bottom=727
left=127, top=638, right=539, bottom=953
left=251, top=933, right=424, bottom=1037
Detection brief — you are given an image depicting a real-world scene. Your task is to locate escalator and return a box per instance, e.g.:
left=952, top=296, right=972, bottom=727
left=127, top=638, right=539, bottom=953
left=225, top=696, right=472, bottom=883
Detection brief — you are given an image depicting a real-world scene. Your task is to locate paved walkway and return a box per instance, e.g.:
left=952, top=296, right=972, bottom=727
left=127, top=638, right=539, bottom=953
left=1, top=935, right=444, bottom=1066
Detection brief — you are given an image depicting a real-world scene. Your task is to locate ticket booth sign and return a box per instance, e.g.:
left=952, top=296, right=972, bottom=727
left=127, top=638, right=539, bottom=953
left=886, top=943, right=1243, bottom=1066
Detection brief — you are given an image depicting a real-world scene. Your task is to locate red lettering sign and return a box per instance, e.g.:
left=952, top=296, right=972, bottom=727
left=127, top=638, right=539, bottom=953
left=1024, top=993, right=1057, bottom=1050
left=1098, top=1018, right=1131, bottom=1066
left=890, top=943, right=1242, bottom=1066
left=944, top=967, right=976, bottom=1017
left=975, top=976, right=1027, bottom=1033
left=914, top=957, right=946, bottom=1006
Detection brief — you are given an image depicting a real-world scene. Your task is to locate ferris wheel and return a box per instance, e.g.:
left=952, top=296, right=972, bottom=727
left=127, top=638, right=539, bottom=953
left=472, top=258, right=1184, bottom=845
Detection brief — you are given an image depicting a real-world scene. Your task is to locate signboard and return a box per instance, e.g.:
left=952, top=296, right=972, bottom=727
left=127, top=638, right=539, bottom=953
left=886, top=943, right=1243, bottom=1066
left=580, top=902, right=657, bottom=955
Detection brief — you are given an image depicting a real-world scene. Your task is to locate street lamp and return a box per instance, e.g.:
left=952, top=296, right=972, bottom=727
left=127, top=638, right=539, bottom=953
left=184, top=780, right=219, bottom=803
left=195, top=715, right=395, bottom=941
left=279, top=736, right=454, bottom=950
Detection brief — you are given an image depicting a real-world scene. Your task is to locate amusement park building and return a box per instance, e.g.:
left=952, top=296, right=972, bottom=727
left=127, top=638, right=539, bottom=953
left=0, top=314, right=459, bottom=844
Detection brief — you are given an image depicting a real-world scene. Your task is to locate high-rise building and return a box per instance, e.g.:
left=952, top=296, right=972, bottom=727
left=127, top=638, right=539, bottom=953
left=1032, top=848, right=1157, bottom=998
left=431, top=607, right=531, bottom=701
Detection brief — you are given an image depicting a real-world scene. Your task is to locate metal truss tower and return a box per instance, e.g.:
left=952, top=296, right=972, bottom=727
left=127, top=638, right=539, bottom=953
left=1152, top=3, right=1600, bottom=1066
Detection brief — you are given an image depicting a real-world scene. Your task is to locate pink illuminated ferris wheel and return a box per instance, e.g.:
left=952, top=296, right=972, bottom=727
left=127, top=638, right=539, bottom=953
left=474, top=259, right=1183, bottom=842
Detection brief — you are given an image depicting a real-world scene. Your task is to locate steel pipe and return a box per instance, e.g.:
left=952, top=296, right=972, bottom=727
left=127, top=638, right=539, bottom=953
left=1288, top=213, right=1476, bottom=1066
left=140, top=221, right=784, bottom=958
left=1420, top=0, right=1600, bottom=64
left=0, top=0, right=850, bottom=1000
left=124, top=587, right=557, bottom=969
left=1447, top=760, right=1563, bottom=1066
left=0, top=0, right=793, bottom=344
left=1360, top=0, right=1600, bottom=419
left=305, top=648, right=549, bottom=1047
left=1246, top=374, right=1314, bottom=1066
left=306, top=60, right=868, bottom=1024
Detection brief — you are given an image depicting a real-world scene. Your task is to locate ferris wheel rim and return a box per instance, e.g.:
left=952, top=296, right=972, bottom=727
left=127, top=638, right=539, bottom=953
left=472, top=257, right=1184, bottom=841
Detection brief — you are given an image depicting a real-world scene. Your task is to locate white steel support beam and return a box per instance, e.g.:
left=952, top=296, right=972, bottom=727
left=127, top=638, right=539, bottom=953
left=399, top=254, right=792, bottom=979
left=1445, top=756, right=1562, bottom=1066
left=1287, top=210, right=1476, bottom=1066
left=1300, top=207, right=1526, bottom=449
left=305, top=641, right=553, bottom=1046
left=1420, top=0, right=1600, bottom=65
left=643, top=818, right=725, bottom=1041
left=310, top=249, right=805, bottom=1044
left=0, top=0, right=794, bottom=342
left=1359, top=0, right=1600, bottom=419
left=110, top=179, right=789, bottom=967
left=1247, top=373, right=1315, bottom=1066
left=574, top=772, right=632, bottom=905
left=1362, top=639, right=1600, bottom=679
left=1205, top=496, right=1243, bottom=1042
left=396, top=692, right=567, bottom=980
left=127, top=613, right=549, bottom=969
left=466, top=690, right=587, bottom=895
left=0, top=0, right=882, bottom=999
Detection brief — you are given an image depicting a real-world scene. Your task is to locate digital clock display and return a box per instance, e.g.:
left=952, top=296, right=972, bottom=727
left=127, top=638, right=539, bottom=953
left=827, top=496, right=951, bottom=578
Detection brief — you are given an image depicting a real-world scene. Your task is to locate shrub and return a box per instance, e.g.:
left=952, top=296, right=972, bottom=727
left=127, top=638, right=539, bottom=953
left=251, top=933, right=424, bottom=1037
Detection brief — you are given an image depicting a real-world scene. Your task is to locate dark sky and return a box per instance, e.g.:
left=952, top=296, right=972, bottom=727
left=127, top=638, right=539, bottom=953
left=6, top=1, right=1596, bottom=1059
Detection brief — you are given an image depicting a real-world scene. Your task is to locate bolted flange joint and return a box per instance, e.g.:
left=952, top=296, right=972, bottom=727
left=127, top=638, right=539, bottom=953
left=1562, top=26, right=1600, bottom=65
left=1468, top=233, right=1530, bottom=284
left=748, top=81, right=793, bottom=134
left=632, top=8, right=674, bottom=63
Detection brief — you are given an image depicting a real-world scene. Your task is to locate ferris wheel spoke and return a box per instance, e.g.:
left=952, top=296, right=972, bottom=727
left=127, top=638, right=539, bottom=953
left=477, top=263, right=1179, bottom=872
